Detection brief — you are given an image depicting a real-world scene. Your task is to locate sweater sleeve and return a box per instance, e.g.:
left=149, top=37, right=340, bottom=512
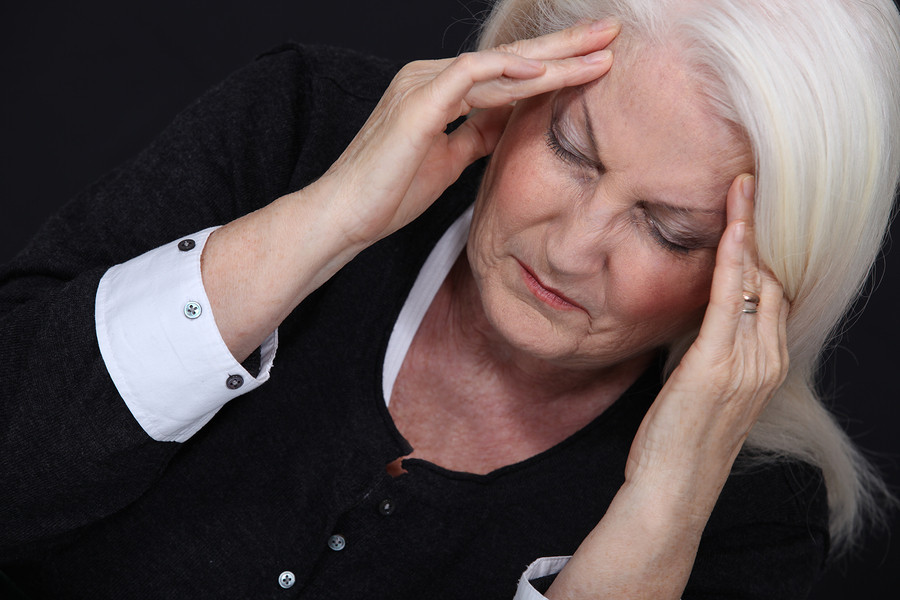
left=0, top=45, right=313, bottom=561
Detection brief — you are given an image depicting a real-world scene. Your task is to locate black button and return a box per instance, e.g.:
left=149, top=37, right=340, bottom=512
left=378, top=499, right=395, bottom=516
left=178, top=239, right=196, bottom=251
left=226, top=374, right=244, bottom=390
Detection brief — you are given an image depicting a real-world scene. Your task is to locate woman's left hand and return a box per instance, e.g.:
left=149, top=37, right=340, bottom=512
left=547, top=174, right=791, bottom=599
left=624, top=173, right=790, bottom=508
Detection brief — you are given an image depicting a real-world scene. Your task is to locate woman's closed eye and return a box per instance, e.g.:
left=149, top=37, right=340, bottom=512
left=642, top=210, right=692, bottom=255
left=545, top=122, right=603, bottom=173
left=637, top=203, right=722, bottom=257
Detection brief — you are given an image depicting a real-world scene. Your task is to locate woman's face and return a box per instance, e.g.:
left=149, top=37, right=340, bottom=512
left=467, top=46, right=752, bottom=371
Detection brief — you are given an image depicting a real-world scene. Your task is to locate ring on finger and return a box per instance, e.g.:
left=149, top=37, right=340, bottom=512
left=742, top=290, right=760, bottom=314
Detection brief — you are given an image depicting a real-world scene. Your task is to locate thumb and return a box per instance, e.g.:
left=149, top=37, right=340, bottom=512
left=445, top=105, right=515, bottom=168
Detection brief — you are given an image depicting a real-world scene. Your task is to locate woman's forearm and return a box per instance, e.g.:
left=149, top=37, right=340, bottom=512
left=201, top=179, right=365, bottom=362
left=546, top=477, right=714, bottom=600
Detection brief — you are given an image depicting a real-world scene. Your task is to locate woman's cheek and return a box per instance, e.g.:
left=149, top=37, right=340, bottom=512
left=614, top=255, right=714, bottom=324
left=478, top=157, right=561, bottom=241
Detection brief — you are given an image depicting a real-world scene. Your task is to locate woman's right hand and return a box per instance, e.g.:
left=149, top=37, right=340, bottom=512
left=202, top=20, right=619, bottom=361
left=208, top=21, right=619, bottom=361
left=311, top=19, right=620, bottom=249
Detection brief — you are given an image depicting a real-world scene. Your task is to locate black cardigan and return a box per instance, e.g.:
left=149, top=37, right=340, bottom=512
left=0, top=44, right=828, bottom=599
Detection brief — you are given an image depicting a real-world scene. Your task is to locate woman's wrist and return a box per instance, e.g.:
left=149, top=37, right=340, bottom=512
left=619, top=470, right=722, bottom=535
left=200, top=183, right=369, bottom=361
left=547, top=479, right=707, bottom=600
left=623, top=440, right=739, bottom=523
left=295, top=173, right=384, bottom=256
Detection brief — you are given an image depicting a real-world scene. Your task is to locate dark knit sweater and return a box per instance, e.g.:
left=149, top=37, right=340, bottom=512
left=0, top=44, right=828, bottom=599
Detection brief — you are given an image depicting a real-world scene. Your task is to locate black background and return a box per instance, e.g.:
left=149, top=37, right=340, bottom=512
left=1, top=2, right=897, bottom=597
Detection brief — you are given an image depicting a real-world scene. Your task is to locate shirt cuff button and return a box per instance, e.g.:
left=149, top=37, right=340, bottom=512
left=183, top=301, right=202, bottom=319
left=226, top=374, right=244, bottom=390
left=178, top=239, right=196, bottom=251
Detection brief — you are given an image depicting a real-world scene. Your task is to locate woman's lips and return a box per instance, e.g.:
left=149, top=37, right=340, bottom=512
left=517, top=261, right=586, bottom=312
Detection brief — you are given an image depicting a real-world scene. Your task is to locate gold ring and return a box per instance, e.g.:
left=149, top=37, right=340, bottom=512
left=742, top=291, right=760, bottom=304
left=742, top=290, right=760, bottom=314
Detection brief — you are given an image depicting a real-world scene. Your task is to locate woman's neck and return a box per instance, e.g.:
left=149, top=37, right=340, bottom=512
left=387, top=252, right=655, bottom=475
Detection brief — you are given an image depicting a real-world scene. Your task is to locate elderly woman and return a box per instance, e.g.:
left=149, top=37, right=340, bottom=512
left=1, top=0, right=898, bottom=598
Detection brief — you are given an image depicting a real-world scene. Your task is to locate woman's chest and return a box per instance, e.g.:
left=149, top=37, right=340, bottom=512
left=386, top=349, right=613, bottom=476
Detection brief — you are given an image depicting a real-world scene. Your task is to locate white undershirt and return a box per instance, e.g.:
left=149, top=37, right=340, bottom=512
left=382, top=205, right=473, bottom=406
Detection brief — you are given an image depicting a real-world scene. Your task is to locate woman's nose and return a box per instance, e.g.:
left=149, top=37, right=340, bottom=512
left=544, top=192, right=622, bottom=277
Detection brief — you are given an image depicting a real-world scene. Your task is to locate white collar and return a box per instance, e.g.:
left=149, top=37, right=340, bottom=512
left=382, top=205, right=474, bottom=405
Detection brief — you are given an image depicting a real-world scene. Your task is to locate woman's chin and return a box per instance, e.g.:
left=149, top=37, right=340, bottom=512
left=482, top=300, right=604, bottom=369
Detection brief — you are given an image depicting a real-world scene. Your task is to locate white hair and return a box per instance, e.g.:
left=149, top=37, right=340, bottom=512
left=478, top=0, right=900, bottom=554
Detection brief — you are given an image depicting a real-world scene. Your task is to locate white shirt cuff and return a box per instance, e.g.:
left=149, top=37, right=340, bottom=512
left=514, top=556, right=571, bottom=600
left=95, top=227, right=277, bottom=442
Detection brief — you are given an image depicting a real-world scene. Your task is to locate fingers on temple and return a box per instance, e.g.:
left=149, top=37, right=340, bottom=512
left=718, top=174, right=788, bottom=372
left=732, top=175, right=785, bottom=344
left=702, top=175, right=754, bottom=341
left=427, top=20, right=620, bottom=110
left=430, top=47, right=612, bottom=113
left=731, top=175, right=761, bottom=295
left=497, top=19, right=621, bottom=61
left=399, top=20, right=619, bottom=124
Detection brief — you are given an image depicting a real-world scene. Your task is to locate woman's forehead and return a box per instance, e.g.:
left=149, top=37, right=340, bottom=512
left=576, top=44, right=752, bottom=211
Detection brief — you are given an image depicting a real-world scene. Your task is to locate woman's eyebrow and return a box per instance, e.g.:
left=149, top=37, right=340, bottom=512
left=647, top=202, right=727, bottom=246
left=653, top=203, right=726, bottom=219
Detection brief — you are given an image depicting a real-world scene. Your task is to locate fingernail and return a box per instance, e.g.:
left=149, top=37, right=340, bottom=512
left=590, top=17, right=619, bottom=32
left=741, top=175, right=755, bottom=200
left=583, top=49, right=612, bottom=64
